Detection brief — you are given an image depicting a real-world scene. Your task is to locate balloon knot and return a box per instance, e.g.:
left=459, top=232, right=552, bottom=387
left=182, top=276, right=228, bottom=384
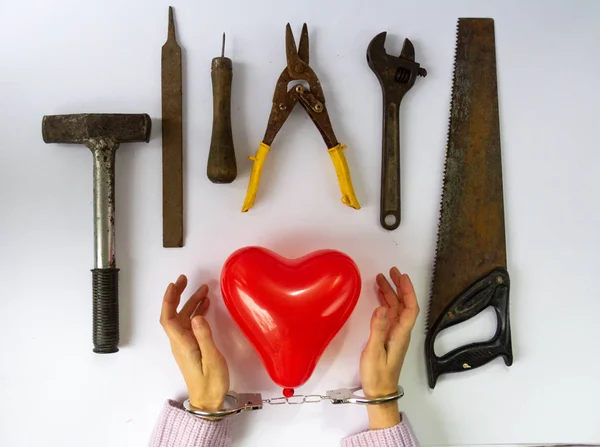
left=283, top=388, right=294, bottom=398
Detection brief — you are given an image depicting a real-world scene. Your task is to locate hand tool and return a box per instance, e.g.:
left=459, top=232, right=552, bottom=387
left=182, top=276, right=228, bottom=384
left=367, top=33, right=426, bottom=230
left=207, top=33, right=237, bottom=184
left=241, top=23, right=360, bottom=212
left=162, top=6, right=184, bottom=247
left=42, top=113, right=152, bottom=353
left=425, top=18, right=512, bottom=388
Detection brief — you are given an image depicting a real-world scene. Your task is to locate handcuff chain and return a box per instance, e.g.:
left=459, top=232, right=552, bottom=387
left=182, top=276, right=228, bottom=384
left=183, top=386, right=403, bottom=420
left=262, top=394, right=330, bottom=405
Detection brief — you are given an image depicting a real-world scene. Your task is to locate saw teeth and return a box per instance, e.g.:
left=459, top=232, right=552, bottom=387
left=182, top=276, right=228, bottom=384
left=427, top=18, right=461, bottom=332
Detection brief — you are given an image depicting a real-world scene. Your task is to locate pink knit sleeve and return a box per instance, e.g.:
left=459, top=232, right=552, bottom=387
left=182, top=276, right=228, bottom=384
left=149, top=400, right=232, bottom=447
left=341, top=413, right=419, bottom=447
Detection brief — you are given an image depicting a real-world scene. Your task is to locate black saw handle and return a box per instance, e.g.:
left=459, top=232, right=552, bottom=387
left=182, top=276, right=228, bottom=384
left=425, top=267, right=512, bottom=389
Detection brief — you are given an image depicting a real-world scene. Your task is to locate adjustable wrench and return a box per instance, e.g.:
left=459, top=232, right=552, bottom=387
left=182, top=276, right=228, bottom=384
left=367, top=33, right=426, bottom=230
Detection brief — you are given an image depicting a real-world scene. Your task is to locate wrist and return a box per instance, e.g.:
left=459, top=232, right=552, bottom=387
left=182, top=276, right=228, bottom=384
left=366, top=401, right=401, bottom=430
left=189, top=397, right=225, bottom=413
left=183, top=399, right=227, bottom=422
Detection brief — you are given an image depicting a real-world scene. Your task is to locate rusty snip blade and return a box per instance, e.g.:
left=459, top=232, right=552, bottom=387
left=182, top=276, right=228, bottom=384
left=425, top=18, right=512, bottom=389
left=161, top=6, right=183, bottom=247
left=285, top=22, right=309, bottom=65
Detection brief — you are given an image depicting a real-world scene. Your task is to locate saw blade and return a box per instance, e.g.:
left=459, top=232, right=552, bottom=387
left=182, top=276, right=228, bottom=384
left=426, top=18, right=511, bottom=388
left=162, top=6, right=184, bottom=248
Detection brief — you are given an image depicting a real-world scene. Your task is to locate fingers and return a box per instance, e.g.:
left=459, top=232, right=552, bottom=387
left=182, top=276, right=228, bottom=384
left=192, top=297, right=211, bottom=318
left=389, top=267, right=403, bottom=286
left=191, top=316, right=221, bottom=367
left=365, top=307, right=389, bottom=353
left=160, top=281, right=185, bottom=337
left=175, top=274, right=188, bottom=296
left=397, top=274, right=419, bottom=329
left=390, top=267, right=406, bottom=315
left=377, top=289, right=387, bottom=307
left=387, top=274, right=420, bottom=358
left=179, top=284, right=209, bottom=320
left=161, top=279, right=184, bottom=324
left=376, top=274, right=400, bottom=315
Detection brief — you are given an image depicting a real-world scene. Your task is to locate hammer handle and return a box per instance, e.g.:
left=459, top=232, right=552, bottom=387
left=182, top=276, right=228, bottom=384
left=207, top=57, right=237, bottom=183
left=92, top=268, right=119, bottom=353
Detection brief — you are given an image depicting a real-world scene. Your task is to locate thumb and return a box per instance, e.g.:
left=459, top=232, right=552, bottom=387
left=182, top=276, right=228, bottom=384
left=191, top=316, right=220, bottom=362
left=365, top=307, right=389, bottom=351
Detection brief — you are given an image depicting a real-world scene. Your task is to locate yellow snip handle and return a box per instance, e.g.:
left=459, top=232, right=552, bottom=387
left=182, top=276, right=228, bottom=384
left=242, top=142, right=270, bottom=212
left=328, top=144, right=361, bottom=209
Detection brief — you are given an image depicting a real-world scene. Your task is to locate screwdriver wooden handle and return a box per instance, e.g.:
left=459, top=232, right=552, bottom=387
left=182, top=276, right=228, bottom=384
left=207, top=56, right=237, bottom=183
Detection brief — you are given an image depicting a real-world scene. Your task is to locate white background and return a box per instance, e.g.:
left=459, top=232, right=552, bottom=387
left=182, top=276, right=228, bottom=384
left=1, top=0, right=599, bottom=446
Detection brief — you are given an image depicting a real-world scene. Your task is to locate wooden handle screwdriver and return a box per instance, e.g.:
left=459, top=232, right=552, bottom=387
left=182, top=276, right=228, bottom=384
left=207, top=33, right=237, bottom=183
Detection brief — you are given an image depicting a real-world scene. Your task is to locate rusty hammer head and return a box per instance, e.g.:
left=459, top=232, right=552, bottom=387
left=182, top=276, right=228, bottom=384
left=367, top=32, right=427, bottom=99
left=42, top=113, right=152, bottom=149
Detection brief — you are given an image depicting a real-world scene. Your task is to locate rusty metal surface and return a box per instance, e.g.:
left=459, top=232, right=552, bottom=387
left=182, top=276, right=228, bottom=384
left=42, top=114, right=151, bottom=144
left=161, top=6, right=183, bottom=248
left=367, top=33, right=426, bottom=230
left=262, top=23, right=338, bottom=148
left=428, top=18, right=507, bottom=331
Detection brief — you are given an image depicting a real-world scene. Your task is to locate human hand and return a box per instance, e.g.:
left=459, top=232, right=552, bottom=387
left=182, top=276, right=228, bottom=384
left=160, top=275, right=230, bottom=412
left=360, top=267, right=419, bottom=429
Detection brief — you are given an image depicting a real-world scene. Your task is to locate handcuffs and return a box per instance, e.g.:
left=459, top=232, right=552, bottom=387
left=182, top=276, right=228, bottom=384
left=183, top=386, right=404, bottom=420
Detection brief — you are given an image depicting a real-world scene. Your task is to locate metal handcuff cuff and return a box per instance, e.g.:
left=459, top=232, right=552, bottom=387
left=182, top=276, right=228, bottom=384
left=183, top=386, right=404, bottom=419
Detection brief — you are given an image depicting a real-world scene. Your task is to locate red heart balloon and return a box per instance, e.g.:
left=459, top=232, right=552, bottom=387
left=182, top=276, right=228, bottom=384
left=221, top=247, right=361, bottom=391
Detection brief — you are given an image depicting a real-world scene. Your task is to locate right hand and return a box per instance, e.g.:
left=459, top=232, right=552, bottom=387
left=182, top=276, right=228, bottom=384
left=160, top=275, right=230, bottom=412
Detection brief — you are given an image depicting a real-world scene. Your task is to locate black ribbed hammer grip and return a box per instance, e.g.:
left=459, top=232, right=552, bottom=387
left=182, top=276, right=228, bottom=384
left=92, top=268, right=120, bottom=353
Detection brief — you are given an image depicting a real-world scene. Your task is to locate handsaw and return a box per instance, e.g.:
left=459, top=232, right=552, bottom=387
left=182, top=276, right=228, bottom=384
left=425, top=18, right=512, bottom=389
left=161, top=6, right=183, bottom=247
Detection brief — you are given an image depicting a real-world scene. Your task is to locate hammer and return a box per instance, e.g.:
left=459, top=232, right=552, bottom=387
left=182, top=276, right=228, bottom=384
left=42, top=113, right=152, bottom=353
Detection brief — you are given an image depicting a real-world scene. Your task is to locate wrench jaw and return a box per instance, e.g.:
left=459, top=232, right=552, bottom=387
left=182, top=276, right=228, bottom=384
left=366, top=32, right=390, bottom=80
left=397, top=39, right=427, bottom=90
left=367, top=32, right=405, bottom=103
left=400, top=38, right=416, bottom=61
left=367, top=33, right=427, bottom=99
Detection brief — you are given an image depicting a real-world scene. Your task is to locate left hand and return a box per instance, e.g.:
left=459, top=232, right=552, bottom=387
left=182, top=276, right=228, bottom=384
left=160, top=275, right=230, bottom=412
left=359, top=267, right=420, bottom=429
